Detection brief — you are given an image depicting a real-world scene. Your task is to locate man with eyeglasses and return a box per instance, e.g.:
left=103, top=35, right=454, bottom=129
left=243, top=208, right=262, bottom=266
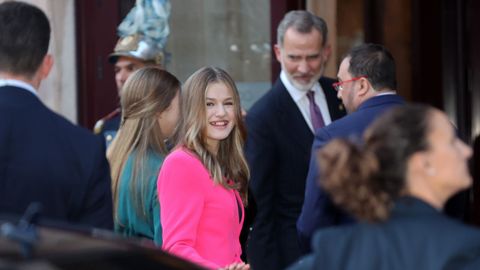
left=297, top=43, right=405, bottom=254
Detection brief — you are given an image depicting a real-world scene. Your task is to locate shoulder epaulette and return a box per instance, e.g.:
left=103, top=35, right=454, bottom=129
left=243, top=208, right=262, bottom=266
left=93, top=108, right=121, bottom=135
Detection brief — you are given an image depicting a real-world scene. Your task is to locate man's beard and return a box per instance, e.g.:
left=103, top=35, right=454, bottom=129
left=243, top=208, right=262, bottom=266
left=282, top=63, right=324, bottom=91
left=286, top=72, right=322, bottom=91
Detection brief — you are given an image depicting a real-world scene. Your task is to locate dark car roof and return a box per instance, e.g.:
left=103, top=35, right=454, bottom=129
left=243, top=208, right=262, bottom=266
left=0, top=217, right=205, bottom=270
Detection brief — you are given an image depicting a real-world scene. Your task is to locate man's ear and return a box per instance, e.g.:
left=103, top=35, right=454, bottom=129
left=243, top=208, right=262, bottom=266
left=39, top=54, right=53, bottom=80
left=322, top=43, right=332, bottom=62
left=274, top=44, right=282, bottom=63
left=357, top=77, right=371, bottom=97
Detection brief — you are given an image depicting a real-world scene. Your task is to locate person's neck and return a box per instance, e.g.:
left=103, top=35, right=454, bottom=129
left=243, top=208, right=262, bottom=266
left=407, top=189, right=445, bottom=210
left=0, top=72, right=40, bottom=90
left=356, top=88, right=395, bottom=108
left=374, top=88, right=396, bottom=95
left=406, top=177, right=447, bottom=211
left=207, top=147, right=218, bottom=157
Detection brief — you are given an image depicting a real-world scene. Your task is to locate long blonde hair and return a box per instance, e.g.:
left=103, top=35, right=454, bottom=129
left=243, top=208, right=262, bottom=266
left=108, top=67, right=180, bottom=221
left=175, top=67, right=249, bottom=203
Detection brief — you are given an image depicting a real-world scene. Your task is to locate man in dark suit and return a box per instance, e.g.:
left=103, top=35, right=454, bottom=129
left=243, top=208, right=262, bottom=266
left=0, top=1, right=113, bottom=229
left=245, top=10, right=345, bottom=270
left=297, top=43, right=405, bottom=252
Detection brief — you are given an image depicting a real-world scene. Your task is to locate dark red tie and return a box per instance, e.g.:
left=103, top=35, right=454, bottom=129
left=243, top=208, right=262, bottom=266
left=306, top=90, right=325, bottom=130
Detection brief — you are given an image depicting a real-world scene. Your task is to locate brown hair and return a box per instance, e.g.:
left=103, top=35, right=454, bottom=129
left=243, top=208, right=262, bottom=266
left=0, top=1, right=50, bottom=78
left=108, top=67, right=180, bottom=222
left=318, top=104, right=432, bottom=222
left=174, top=66, right=249, bottom=203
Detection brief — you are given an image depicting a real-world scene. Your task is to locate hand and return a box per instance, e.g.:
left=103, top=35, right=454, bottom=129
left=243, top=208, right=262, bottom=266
left=219, top=262, right=250, bottom=270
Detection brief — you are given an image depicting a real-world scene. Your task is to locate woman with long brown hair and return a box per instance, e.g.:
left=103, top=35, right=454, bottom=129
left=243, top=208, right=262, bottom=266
left=108, top=67, right=180, bottom=245
left=158, top=67, right=249, bottom=269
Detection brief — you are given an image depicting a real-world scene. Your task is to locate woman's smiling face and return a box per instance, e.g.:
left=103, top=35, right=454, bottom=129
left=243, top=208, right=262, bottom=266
left=204, top=82, right=236, bottom=154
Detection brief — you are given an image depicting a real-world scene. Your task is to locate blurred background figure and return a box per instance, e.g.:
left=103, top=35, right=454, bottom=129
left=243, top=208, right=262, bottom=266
left=94, top=0, right=171, bottom=147
left=289, top=104, right=480, bottom=270
left=158, top=67, right=250, bottom=270
left=108, top=67, right=180, bottom=246
left=0, top=1, right=112, bottom=229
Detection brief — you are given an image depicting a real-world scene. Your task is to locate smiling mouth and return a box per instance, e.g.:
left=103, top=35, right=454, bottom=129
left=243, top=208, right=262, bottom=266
left=210, top=120, right=229, bottom=127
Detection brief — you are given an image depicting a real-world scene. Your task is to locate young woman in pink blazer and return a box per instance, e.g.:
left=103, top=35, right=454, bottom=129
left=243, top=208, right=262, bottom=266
left=157, top=67, right=250, bottom=270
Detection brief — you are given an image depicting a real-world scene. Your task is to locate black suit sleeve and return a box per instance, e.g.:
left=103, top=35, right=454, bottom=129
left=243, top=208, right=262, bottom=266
left=245, top=112, right=280, bottom=269
left=78, top=137, right=113, bottom=229
left=297, top=128, right=334, bottom=252
left=297, top=128, right=356, bottom=253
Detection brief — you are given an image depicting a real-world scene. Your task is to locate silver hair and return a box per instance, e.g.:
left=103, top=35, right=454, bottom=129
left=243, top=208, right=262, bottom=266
left=277, top=10, right=328, bottom=47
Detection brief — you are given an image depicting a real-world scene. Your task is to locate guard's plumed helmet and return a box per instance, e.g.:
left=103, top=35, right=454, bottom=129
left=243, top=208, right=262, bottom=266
left=108, top=34, right=164, bottom=65
left=109, top=0, right=171, bottom=66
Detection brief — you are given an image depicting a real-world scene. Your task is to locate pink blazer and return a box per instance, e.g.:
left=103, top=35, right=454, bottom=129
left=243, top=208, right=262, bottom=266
left=157, top=148, right=244, bottom=269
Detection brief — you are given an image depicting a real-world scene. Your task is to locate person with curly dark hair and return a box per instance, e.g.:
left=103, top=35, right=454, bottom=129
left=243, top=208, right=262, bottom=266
left=289, top=104, right=480, bottom=270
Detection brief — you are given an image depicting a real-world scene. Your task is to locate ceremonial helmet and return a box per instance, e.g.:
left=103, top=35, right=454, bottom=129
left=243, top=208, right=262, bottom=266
left=108, top=0, right=171, bottom=66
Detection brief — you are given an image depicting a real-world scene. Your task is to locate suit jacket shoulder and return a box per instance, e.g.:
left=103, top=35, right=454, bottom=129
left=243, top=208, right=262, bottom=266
left=294, top=197, right=480, bottom=270
left=316, top=94, right=404, bottom=145
left=247, top=78, right=314, bottom=155
left=247, top=79, right=291, bottom=121
left=0, top=86, right=113, bottom=229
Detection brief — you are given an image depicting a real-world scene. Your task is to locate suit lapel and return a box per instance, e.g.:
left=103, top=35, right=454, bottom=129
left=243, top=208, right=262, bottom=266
left=274, top=79, right=313, bottom=155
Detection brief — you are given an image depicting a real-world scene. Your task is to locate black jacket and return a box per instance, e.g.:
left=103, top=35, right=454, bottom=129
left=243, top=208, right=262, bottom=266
left=245, top=77, right=345, bottom=270
left=0, top=86, right=113, bottom=229
left=289, top=197, right=480, bottom=270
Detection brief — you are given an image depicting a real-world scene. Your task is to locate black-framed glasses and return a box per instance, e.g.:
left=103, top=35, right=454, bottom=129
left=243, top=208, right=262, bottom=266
left=332, top=76, right=367, bottom=92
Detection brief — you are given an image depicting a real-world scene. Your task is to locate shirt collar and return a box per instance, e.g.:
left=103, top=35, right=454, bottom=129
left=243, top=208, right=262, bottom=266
left=0, top=78, right=38, bottom=97
left=280, top=70, right=321, bottom=102
left=375, top=91, right=397, bottom=97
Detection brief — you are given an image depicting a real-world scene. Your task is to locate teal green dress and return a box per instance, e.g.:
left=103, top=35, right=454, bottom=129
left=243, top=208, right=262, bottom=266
left=115, top=151, right=164, bottom=245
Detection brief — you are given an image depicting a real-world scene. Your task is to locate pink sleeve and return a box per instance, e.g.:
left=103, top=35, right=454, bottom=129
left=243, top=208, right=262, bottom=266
left=157, top=151, right=220, bottom=270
